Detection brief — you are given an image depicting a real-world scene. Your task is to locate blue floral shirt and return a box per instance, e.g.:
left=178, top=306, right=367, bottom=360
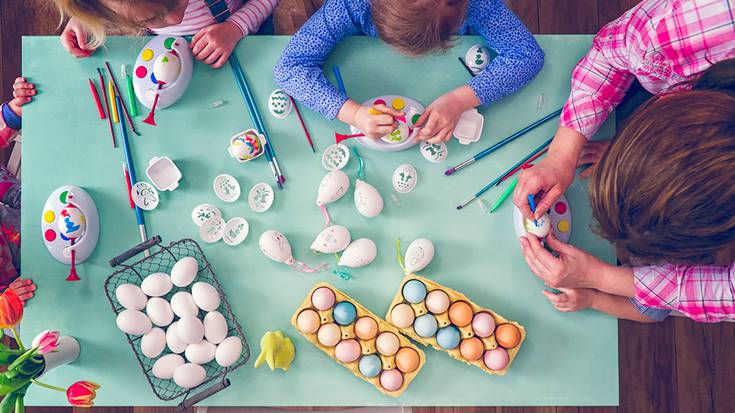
left=274, top=0, right=545, bottom=119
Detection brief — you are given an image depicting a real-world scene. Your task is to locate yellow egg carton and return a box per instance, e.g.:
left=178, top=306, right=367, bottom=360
left=385, top=274, right=526, bottom=376
left=291, top=282, right=426, bottom=397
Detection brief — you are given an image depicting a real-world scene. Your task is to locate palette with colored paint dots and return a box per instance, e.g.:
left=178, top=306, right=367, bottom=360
left=41, top=185, right=99, bottom=265
left=292, top=283, right=426, bottom=397
left=512, top=194, right=572, bottom=243
left=132, top=36, right=193, bottom=110
left=349, top=95, right=425, bottom=152
left=386, top=275, right=526, bottom=376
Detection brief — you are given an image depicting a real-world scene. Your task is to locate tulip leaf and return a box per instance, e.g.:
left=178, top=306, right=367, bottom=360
left=6, top=350, right=37, bottom=373
left=0, top=392, right=16, bottom=413
left=0, top=375, right=31, bottom=397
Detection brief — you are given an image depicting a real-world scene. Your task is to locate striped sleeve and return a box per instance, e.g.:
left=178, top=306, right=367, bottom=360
left=227, top=0, right=279, bottom=37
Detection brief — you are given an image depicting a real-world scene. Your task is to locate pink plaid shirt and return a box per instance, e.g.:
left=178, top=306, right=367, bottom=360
left=560, top=0, right=735, bottom=138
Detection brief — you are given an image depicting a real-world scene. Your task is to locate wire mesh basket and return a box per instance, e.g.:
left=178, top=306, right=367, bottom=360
left=104, top=236, right=250, bottom=406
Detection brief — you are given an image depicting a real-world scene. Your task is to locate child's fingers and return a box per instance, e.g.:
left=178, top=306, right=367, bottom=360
left=18, top=291, right=35, bottom=302
left=13, top=88, right=35, bottom=98
left=191, top=30, right=206, bottom=48
left=371, top=104, right=404, bottom=118
left=191, top=35, right=210, bottom=55
left=195, top=44, right=216, bottom=61
left=372, top=124, right=398, bottom=136
left=13, top=77, right=26, bottom=85
left=374, top=113, right=396, bottom=126
left=578, top=165, right=595, bottom=179
left=13, top=82, right=34, bottom=90
left=204, top=49, right=222, bottom=65
left=12, top=283, right=36, bottom=296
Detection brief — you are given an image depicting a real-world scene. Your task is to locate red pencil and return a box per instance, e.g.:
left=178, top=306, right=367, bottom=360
left=123, top=163, right=134, bottom=209
left=89, top=79, right=106, bottom=119
left=498, top=147, right=548, bottom=184
left=290, top=96, right=315, bottom=153
left=97, top=68, right=116, bottom=147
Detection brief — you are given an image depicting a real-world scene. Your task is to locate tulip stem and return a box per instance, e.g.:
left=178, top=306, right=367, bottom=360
left=31, top=380, right=65, bottom=392
left=11, top=327, right=25, bottom=351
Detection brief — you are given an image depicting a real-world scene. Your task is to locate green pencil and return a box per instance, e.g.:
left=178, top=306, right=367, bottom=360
left=122, top=65, right=138, bottom=117
left=490, top=176, right=518, bottom=213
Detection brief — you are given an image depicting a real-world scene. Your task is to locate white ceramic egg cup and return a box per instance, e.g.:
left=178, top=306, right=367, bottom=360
left=350, top=95, right=425, bottom=152
left=512, top=194, right=572, bottom=243
left=41, top=185, right=99, bottom=265
left=133, top=35, right=193, bottom=110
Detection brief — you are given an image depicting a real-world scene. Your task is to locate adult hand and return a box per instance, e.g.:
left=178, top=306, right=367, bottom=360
left=414, top=91, right=465, bottom=144
left=519, top=231, right=603, bottom=290
left=577, top=139, right=612, bottom=179
left=191, top=21, right=243, bottom=69
left=9, top=278, right=36, bottom=303
left=542, top=288, right=597, bottom=312
left=513, top=154, right=576, bottom=220
left=8, top=77, right=36, bottom=116
left=60, top=17, right=95, bottom=58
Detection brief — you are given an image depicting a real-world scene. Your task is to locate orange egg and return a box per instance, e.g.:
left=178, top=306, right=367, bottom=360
left=495, top=324, right=521, bottom=348
left=448, top=301, right=473, bottom=327
left=354, top=316, right=378, bottom=340
left=459, top=337, right=484, bottom=361
left=395, top=347, right=420, bottom=373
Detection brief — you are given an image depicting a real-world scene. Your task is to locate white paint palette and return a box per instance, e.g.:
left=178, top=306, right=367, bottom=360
left=133, top=36, right=193, bottom=110
left=350, top=95, right=425, bottom=152
left=42, top=186, right=99, bottom=265
left=513, top=194, right=572, bottom=243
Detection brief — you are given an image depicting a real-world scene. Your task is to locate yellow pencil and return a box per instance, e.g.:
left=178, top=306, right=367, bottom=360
left=108, top=79, right=119, bottom=123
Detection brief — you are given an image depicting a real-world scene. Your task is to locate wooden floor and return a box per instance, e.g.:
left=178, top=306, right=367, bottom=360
left=2, top=1, right=734, bottom=412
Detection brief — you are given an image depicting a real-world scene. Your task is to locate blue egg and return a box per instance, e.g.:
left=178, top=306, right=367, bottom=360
left=413, top=314, right=438, bottom=338
left=332, top=301, right=357, bottom=326
left=358, top=354, right=382, bottom=378
left=402, top=280, right=427, bottom=304
left=436, top=326, right=461, bottom=349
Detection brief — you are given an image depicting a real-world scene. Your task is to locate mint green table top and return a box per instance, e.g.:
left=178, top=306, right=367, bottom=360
left=21, top=35, right=617, bottom=406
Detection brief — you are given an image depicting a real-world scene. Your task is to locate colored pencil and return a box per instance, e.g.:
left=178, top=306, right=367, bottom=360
left=456, top=137, right=553, bottom=210
left=109, top=80, right=119, bottom=123
left=96, top=68, right=116, bottom=147
left=498, top=147, right=548, bottom=185
left=458, top=57, right=476, bottom=77
left=123, top=163, right=134, bottom=209
left=333, top=66, right=346, bottom=94
left=105, top=62, right=141, bottom=136
left=445, top=108, right=562, bottom=176
left=290, top=96, right=315, bottom=152
left=528, top=194, right=538, bottom=226
left=490, top=176, right=518, bottom=213
left=88, top=79, right=105, bottom=119
left=122, top=65, right=138, bottom=117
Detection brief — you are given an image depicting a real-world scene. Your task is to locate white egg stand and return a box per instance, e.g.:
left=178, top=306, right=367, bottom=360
left=512, top=194, right=573, bottom=243
left=350, top=95, right=425, bottom=152
left=41, top=185, right=99, bottom=265
left=132, top=36, right=193, bottom=110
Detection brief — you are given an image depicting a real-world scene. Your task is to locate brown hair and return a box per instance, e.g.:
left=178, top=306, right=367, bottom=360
left=371, top=0, right=469, bottom=56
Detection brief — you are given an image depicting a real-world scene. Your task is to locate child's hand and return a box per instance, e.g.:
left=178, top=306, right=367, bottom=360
left=60, top=17, right=95, bottom=58
left=415, top=92, right=465, bottom=143
left=191, top=21, right=242, bottom=69
left=519, top=231, right=603, bottom=290
left=8, top=77, right=36, bottom=117
left=9, top=278, right=36, bottom=304
left=514, top=154, right=576, bottom=220
left=578, top=139, right=612, bottom=179
left=353, top=104, right=404, bottom=139
left=542, top=288, right=596, bottom=312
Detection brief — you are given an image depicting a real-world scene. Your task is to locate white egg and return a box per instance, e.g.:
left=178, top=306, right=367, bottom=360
left=524, top=213, right=552, bottom=238
left=392, top=164, right=418, bottom=194
left=141, top=273, right=173, bottom=297
left=152, top=354, right=184, bottom=379
left=338, top=238, right=377, bottom=268
left=146, top=297, right=174, bottom=327
left=311, top=225, right=351, bottom=253
left=215, top=336, right=243, bottom=367
left=153, top=52, right=181, bottom=85
left=170, top=291, right=199, bottom=318
left=316, top=170, right=350, bottom=206
left=171, top=257, right=198, bottom=287
left=185, top=340, right=217, bottom=364
left=177, top=315, right=205, bottom=344
left=191, top=282, right=221, bottom=312
left=354, top=179, right=384, bottom=218
left=465, top=44, right=491, bottom=74
left=116, top=309, right=152, bottom=335
left=115, top=284, right=147, bottom=310
left=203, top=311, right=228, bottom=344
left=404, top=238, right=435, bottom=273
left=173, top=363, right=206, bottom=389
left=140, top=327, right=166, bottom=358
left=259, top=230, right=293, bottom=263
left=166, top=322, right=188, bottom=353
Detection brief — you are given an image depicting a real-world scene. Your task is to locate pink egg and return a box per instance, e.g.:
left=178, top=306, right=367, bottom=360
left=376, top=332, right=400, bottom=356
left=334, top=339, right=361, bottom=363
left=483, top=347, right=509, bottom=371
left=472, top=312, right=496, bottom=338
left=425, top=290, right=450, bottom=314
left=379, top=369, right=404, bottom=392
left=311, top=287, right=336, bottom=311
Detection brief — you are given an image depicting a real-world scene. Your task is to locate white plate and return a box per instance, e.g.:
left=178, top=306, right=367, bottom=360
left=191, top=204, right=222, bottom=227
left=213, top=174, right=241, bottom=203
left=322, top=143, right=350, bottom=170
left=200, top=216, right=225, bottom=244
left=131, top=182, right=159, bottom=210
left=223, top=217, right=249, bottom=246
left=349, top=95, right=425, bottom=152
left=248, top=183, right=274, bottom=213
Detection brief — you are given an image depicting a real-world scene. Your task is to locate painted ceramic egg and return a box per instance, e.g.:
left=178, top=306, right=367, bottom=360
left=116, top=309, right=152, bottom=335
left=173, top=363, right=205, bottom=389
left=419, top=141, right=448, bottom=163
left=381, top=123, right=410, bottom=144
left=404, top=239, right=434, bottom=273
left=152, top=354, right=184, bottom=380
left=395, top=347, right=420, bottom=373
left=191, top=282, right=221, bottom=312
left=359, top=354, right=382, bottom=378
left=335, top=339, right=361, bottom=363
left=354, top=179, right=384, bottom=218
left=203, top=311, right=228, bottom=344
left=465, top=44, right=490, bottom=75
left=297, top=309, right=321, bottom=334
left=185, top=340, right=217, bottom=364
left=317, top=323, right=341, bottom=347
left=170, top=291, right=199, bottom=318
left=248, top=182, right=274, bottom=213
left=115, top=284, right=147, bottom=311
left=332, top=301, right=357, bottom=326
left=140, top=327, right=166, bottom=358
left=472, top=312, right=496, bottom=338
left=317, top=170, right=350, bottom=206
left=392, top=164, right=418, bottom=194
left=495, top=324, right=521, bottom=348
left=311, top=225, right=351, bottom=253
left=379, top=369, right=404, bottom=391
left=436, top=325, right=461, bottom=349
left=448, top=301, right=473, bottom=327
left=338, top=238, right=377, bottom=268
left=259, top=230, right=293, bottom=263
left=229, top=130, right=264, bottom=162
left=412, top=314, right=438, bottom=338
left=58, top=204, right=85, bottom=239
left=425, top=290, right=450, bottom=314
left=146, top=297, right=174, bottom=327
left=215, top=336, right=243, bottom=367
left=311, top=287, right=336, bottom=310
left=484, top=347, right=509, bottom=371
left=524, top=213, right=552, bottom=238
left=141, top=272, right=173, bottom=297
left=153, top=52, right=181, bottom=84
left=459, top=337, right=485, bottom=361
left=376, top=332, right=400, bottom=356
left=171, top=256, right=198, bottom=287
left=166, top=322, right=187, bottom=353
left=391, top=303, right=416, bottom=328
left=268, top=89, right=292, bottom=119
left=354, top=316, right=378, bottom=340
left=177, top=315, right=205, bottom=344
left=402, top=280, right=427, bottom=304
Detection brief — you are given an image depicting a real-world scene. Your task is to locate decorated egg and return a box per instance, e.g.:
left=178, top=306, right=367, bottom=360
left=192, top=282, right=221, bottom=312
left=316, top=170, right=350, bottom=206
left=173, top=363, right=205, bottom=389
left=335, top=339, right=361, bottom=363
left=379, top=369, right=404, bottom=391
left=484, top=347, right=509, bottom=371
left=425, top=290, right=450, bottom=314
left=354, top=317, right=378, bottom=340
left=448, top=301, right=473, bottom=327
left=177, top=315, right=205, bottom=344
left=141, top=327, right=166, bottom=358
left=203, top=311, right=228, bottom=344
left=376, top=332, right=400, bottom=356
left=166, top=322, right=187, bottom=353
left=141, top=272, right=173, bottom=297
left=354, top=179, right=384, bottom=218
left=297, top=309, right=321, bottom=334
left=472, top=312, right=496, bottom=338
left=402, top=279, right=427, bottom=304
left=419, top=141, right=448, bottom=163
left=152, top=354, right=184, bottom=380
left=229, top=129, right=264, bottom=162
left=170, top=291, right=199, bottom=318
left=58, top=204, right=85, bottom=239
left=146, top=297, right=174, bottom=327
left=215, top=336, right=243, bottom=367
left=465, top=44, right=490, bottom=75
left=459, top=337, right=484, bottom=361
left=259, top=230, right=293, bottom=263
left=153, top=52, right=181, bottom=84
left=115, top=284, right=147, bottom=311
left=171, top=256, right=198, bottom=287
left=359, top=354, right=382, bottom=378
left=317, top=323, right=341, bottom=347
left=338, top=238, right=377, bottom=268
left=311, top=225, right=351, bottom=253
left=395, top=347, right=420, bottom=373
left=185, top=340, right=217, bottom=364
left=332, top=301, right=357, bottom=326
left=268, top=89, right=292, bottom=119
left=392, top=164, right=418, bottom=194
left=404, top=239, right=434, bottom=273
left=413, top=314, right=438, bottom=338
left=495, top=324, right=521, bottom=348
left=381, top=123, right=410, bottom=144
left=390, top=303, right=416, bottom=328
left=524, top=213, right=552, bottom=238
left=436, top=325, right=460, bottom=349
left=311, top=287, right=336, bottom=310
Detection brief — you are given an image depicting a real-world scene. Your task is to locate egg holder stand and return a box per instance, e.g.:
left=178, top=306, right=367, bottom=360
left=512, top=194, right=572, bottom=243
left=132, top=35, right=193, bottom=110
left=347, top=95, right=425, bottom=152
left=104, top=236, right=250, bottom=406
left=291, top=282, right=426, bottom=397
left=42, top=185, right=100, bottom=265
left=385, top=274, right=526, bottom=376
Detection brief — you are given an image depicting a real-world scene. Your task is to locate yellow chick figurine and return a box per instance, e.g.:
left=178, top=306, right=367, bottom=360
left=254, top=330, right=295, bottom=371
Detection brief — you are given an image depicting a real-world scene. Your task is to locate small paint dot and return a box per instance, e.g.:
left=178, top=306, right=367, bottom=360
left=411, top=113, right=421, bottom=124
left=135, top=65, right=147, bottom=79
left=163, top=37, right=176, bottom=50
left=392, top=98, right=405, bottom=110
left=557, top=220, right=569, bottom=233
left=44, top=229, right=56, bottom=242
left=60, top=233, right=69, bottom=241
left=373, top=99, right=386, bottom=106
left=141, top=49, right=154, bottom=61
left=59, top=191, right=68, bottom=203
left=368, top=108, right=381, bottom=115
left=150, top=72, right=158, bottom=84
left=554, top=202, right=568, bottom=214
left=43, top=210, right=55, bottom=223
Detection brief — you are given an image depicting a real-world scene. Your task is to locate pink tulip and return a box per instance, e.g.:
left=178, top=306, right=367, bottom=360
left=66, top=381, right=100, bottom=407
left=34, top=330, right=60, bottom=354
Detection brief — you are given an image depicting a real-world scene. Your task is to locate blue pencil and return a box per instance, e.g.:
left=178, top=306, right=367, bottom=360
left=333, top=66, right=346, bottom=94
left=528, top=194, right=538, bottom=226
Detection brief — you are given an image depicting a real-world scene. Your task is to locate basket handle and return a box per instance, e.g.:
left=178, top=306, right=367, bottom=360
left=178, top=378, right=231, bottom=409
left=109, top=235, right=162, bottom=267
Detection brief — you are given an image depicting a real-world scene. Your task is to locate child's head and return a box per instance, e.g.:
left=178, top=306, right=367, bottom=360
left=371, top=0, right=469, bottom=56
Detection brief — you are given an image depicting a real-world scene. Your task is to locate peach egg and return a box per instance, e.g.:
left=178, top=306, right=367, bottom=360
left=459, top=337, right=484, bottom=361
left=296, top=309, right=321, bottom=334
left=354, top=316, right=378, bottom=340
left=471, top=312, right=496, bottom=338
left=425, top=290, right=450, bottom=314
left=483, top=347, right=509, bottom=371
left=316, top=323, right=341, bottom=347
left=448, top=301, right=473, bottom=327
left=390, top=303, right=415, bottom=328
left=334, top=339, right=361, bottom=363
left=379, top=369, right=404, bottom=392
left=376, top=332, right=400, bottom=356
left=495, top=323, right=521, bottom=348
left=395, top=347, right=420, bottom=373
left=311, top=287, right=336, bottom=311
